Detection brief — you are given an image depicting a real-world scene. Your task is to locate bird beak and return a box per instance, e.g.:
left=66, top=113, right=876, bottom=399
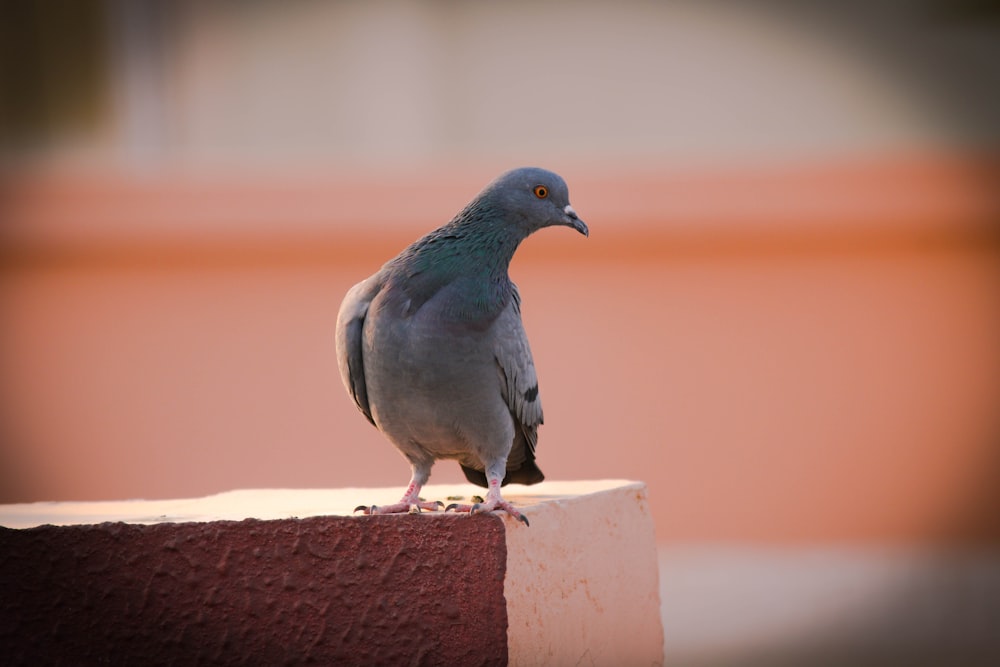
left=563, top=205, right=589, bottom=237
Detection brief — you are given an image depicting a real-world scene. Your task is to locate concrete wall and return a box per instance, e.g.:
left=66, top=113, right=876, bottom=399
left=0, top=482, right=664, bottom=666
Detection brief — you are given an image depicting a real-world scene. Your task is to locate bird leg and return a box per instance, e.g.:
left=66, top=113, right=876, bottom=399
left=354, top=474, right=442, bottom=515
left=445, top=475, right=529, bottom=526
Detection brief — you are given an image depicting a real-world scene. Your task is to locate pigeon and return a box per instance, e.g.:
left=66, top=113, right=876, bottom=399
left=335, top=167, right=588, bottom=525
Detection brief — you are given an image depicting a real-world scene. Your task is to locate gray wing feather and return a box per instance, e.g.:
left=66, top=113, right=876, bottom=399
left=494, top=286, right=544, bottom=452
left=335, top=275, right=383, bottom=426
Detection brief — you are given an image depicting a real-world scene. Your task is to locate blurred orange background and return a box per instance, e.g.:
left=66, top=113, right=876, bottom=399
left=2, top=1, right=999, bottom=662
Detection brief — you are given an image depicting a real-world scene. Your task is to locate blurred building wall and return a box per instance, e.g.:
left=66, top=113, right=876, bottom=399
left=3, top=155, right=997, bottom=547
left=4, top=1, right=999, bottom=169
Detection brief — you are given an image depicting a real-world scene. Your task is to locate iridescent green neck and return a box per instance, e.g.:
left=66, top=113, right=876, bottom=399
left=392, top=200, right=525, bottom=319
left=415, top=200, right=522, bottom=276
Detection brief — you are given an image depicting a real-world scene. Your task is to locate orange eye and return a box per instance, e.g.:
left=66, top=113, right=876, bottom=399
left=533, top=185, right=548, bottom=199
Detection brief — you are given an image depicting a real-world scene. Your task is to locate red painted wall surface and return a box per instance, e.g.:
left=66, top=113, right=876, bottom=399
left=2, top=153, right=998, bottom=545
left=0, top=515, right=509, bottom=665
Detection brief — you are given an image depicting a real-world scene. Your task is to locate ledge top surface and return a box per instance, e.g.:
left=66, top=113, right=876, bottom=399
left=0, top=479, right=643, bottom=529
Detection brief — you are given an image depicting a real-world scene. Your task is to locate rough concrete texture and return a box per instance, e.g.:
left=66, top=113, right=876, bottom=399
left=0, top=515, right=508, bottom=666
left=0, top=480, right=662, bottom=666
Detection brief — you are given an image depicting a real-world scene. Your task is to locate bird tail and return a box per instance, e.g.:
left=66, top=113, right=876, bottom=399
left=460, top=461, right=545, bottom=488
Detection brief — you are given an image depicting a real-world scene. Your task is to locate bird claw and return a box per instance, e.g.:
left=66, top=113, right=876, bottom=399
left=445, top=502, right=476, bottom=513
left=479, top=502, right=529, bottom=526
left=446, top=499, right=530, bottom=526
left=354, top=505, right=375, bottom=515
left=407, top=501, right=444, bottom=514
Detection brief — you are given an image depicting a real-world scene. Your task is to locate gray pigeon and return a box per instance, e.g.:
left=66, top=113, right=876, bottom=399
left=335, top=167, right=587, bottom=524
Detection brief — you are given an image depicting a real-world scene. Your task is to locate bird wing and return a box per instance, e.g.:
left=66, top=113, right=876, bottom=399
left=494, top=287, right=544, bottom=435
left=335, top=273, right=384, bottom=426
left=460, top=285, right=545, bottom=488
left=492, top=285, right=545, bottom=480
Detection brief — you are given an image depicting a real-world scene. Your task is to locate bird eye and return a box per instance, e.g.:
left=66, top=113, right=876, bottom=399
left=533, top=185, right=548, bottom=199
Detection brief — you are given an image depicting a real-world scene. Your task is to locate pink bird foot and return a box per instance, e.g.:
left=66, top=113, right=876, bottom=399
left=353, top=480, right=443, bottom=515
left=354, top=499, right=443, bottom=515
left=445, top=492, right=529, bottom=526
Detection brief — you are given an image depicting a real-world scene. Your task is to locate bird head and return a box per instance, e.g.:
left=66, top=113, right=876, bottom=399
left=485, top=167, right=589, bottom=238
